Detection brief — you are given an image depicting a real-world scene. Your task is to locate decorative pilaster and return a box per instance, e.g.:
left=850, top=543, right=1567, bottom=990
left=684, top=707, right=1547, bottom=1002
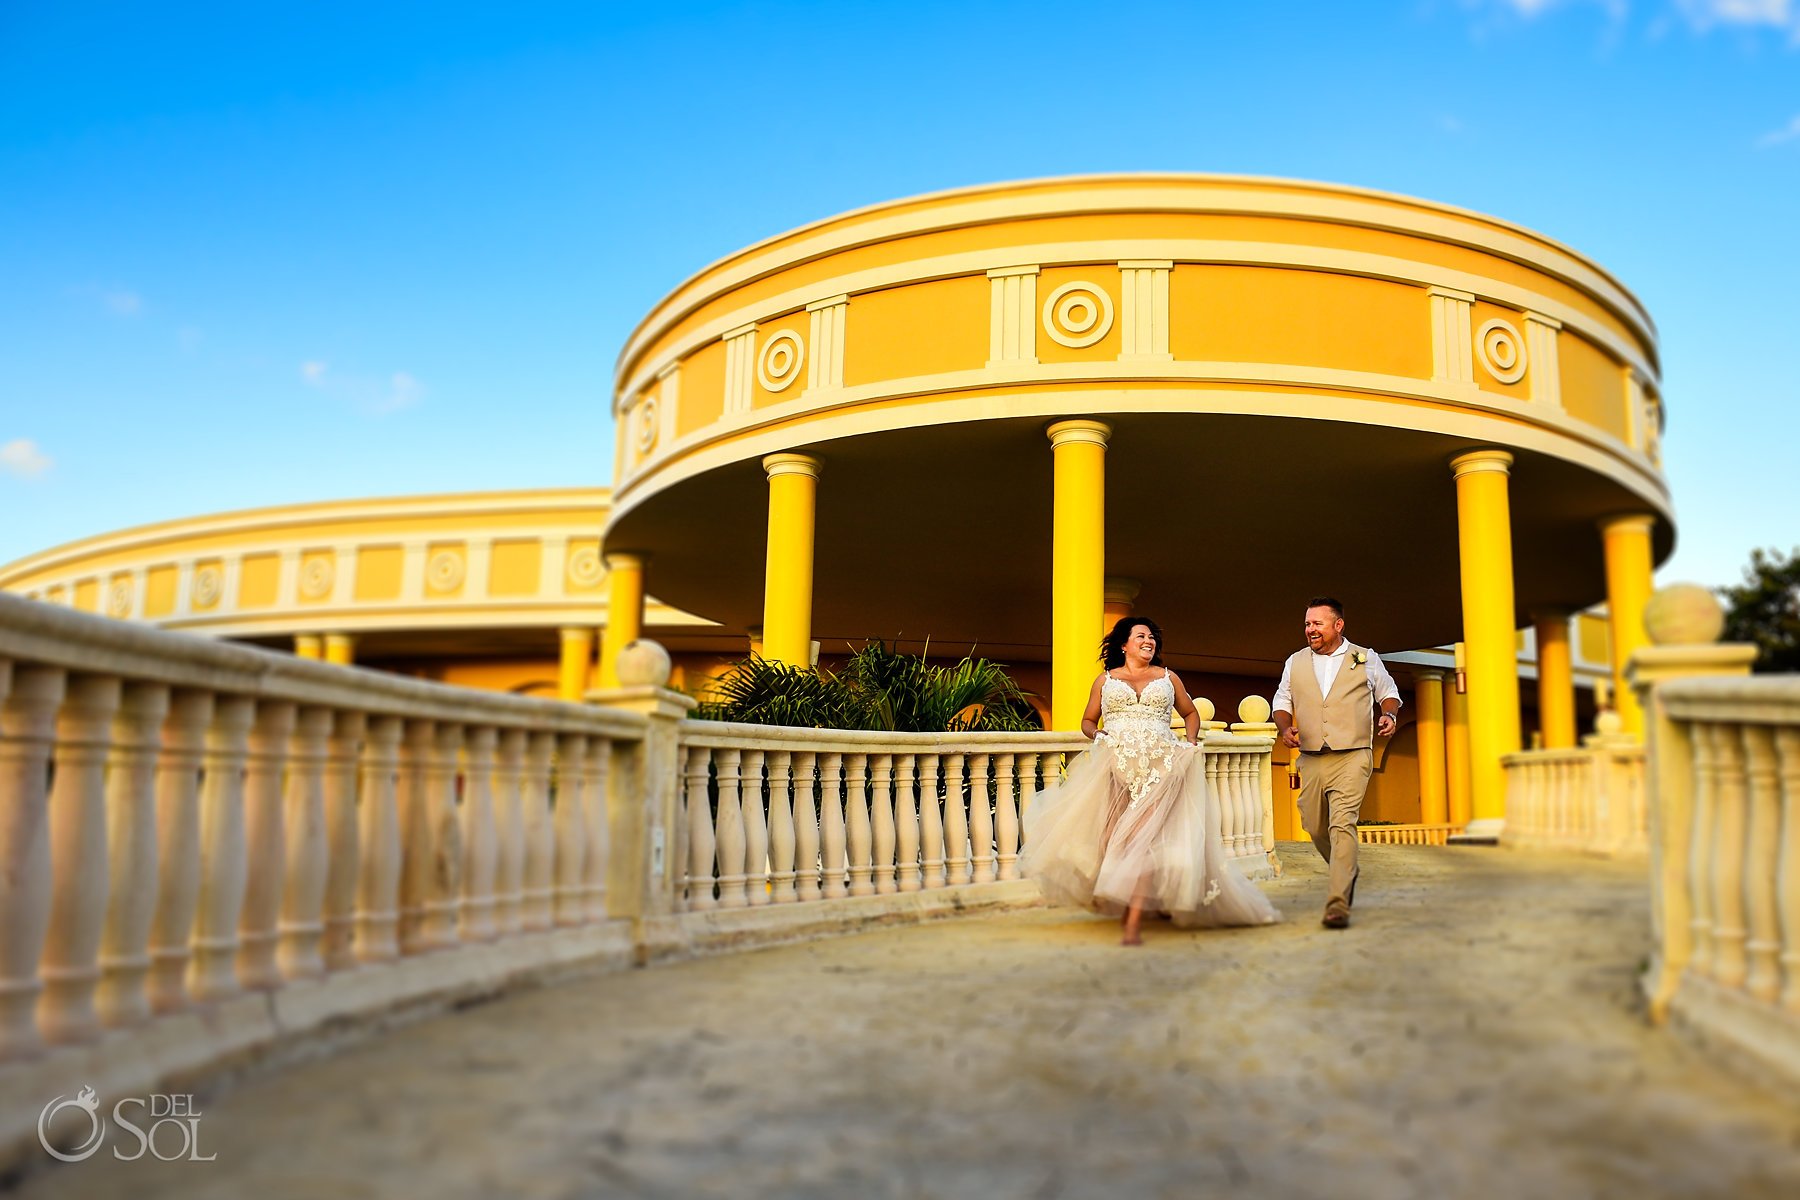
left=723, top=323, right=757, bottom=415
left=400, top=540, right=427, bottom=603
left=1525, top=312, right=1563, bottom=408
left=539, top=534, right=569, bottom=598
left=465, top=537, right=491, bottom=602
left=331, top=544, right=357, bottom=606
left=987, top=266, right=1039, bottom=368
left=1429, top=287, right=1475, bottom=386
left=277, top=549, right=301, bottom=608
left=654, top=360, right=680, bottom=451
left=1117, top=260, right=1172, bottom=362
left=806, top=295, right=847, bottom=392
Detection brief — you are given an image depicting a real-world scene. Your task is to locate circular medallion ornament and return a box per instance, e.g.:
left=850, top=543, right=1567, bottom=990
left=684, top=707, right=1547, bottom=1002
left=1042, top=281, right=1115, bottom=348
left=192, top=565, right=222, bottom=607
left=108, top=579, right=134, bottom=617
left=1475, top=318, right=1527, bottom=385
left=756, top=331, right=805, bottom=392
left=300, top=558, right=334, bottom=599
left=567, top=547, right=605, bottom=588
left=426, top=551, right=465, bottom=593
left=637, top=395, right=660, bottom=454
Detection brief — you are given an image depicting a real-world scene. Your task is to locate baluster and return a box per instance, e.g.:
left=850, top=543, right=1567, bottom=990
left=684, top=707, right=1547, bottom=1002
left=871, top=753, right=897, bottom=895
left=919, top=753, right=946, bottom=890
left=397, top=719, right=435, bottom=953
left=354, top=716, right=404, bottom=963
left=1208, top=750, right=1231, bottom=859
left=1687, top=722, right=1719, bottom=980
left=459, top=727, right=499, bottom=942
left=994, top=752, right=1019, bottom=880
left=190, top=695, right=256, bottom=1000
left=96, top=683, right=168, bottom=1028
left=320, top=711, right=365, bottom=970
left=896, top=753, right=921, bottom=893
left=819, top=752, right=848, bottom=900
left=1235, top=751, right=1258, bottom=858
left=969, top=752, right=994, bottom=884
left=147, top=690, right=211, bottom=1012
left=39, top=675, right=120, bottom=1043
left=844, top=752, right=873, bottom=897
left=0, top=665, right=62, bottom=1058
left=792, top=751, right=820, bottom=902
left=276, top=706, right=332, bottom=981
left=419, top=724, right=463, bottom=949
left=1773, top=728, right=1800, bottom=1013
left=742, top=749, right=769, bottom=905
left=237, top=702, right=295, bottom=990
left=767, top=751, right=797, bottom=904
left=554, top=733, right=589, bottom=927
left=944, top=753, right=971, bottom=886
left=1710, top=724, right=1751, bottom=989
left=492, top=729, right=528, bottom=935
left=683, top=746, right=717, bottom=912
left=1742, top=726, right=1783, bottom=1004
left=714, top=748, right=748, bottom=909
left=582, top=736, right=610, bottom=922
left=520, top=731, right=556, bottom=932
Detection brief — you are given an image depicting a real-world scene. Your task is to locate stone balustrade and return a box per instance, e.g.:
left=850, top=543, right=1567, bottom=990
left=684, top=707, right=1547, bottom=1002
left=1358, top=824, right=1463, bottom=846
left=1501, top=733, right=1647, bottom=856
left=1638, top=674, right=1800, bottom=1091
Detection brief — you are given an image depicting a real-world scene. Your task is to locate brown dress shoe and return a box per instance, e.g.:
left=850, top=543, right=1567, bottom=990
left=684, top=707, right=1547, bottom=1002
left=1322, top=902, right=1351, bottom=929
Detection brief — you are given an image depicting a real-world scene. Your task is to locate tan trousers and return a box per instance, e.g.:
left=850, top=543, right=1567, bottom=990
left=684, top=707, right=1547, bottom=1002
left=1297, top=748, right=1372, bottom=909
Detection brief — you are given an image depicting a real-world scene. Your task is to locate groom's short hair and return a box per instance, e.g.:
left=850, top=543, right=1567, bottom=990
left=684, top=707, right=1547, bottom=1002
left=1306, top=596, right=1344, bottom=620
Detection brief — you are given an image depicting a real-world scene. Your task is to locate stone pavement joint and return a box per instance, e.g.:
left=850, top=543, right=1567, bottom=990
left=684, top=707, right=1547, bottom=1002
left=11, top=845, right=1800, bottom=1199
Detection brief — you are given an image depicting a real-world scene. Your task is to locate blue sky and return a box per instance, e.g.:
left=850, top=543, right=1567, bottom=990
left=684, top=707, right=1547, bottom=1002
left=2, top=0, right=1796, bottom=591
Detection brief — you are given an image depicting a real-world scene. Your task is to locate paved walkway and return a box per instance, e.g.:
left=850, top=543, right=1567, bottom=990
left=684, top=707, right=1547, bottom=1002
left=11, top=846, right=1800, bottom=1199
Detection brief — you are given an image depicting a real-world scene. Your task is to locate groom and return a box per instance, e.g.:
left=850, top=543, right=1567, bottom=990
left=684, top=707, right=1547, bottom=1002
left=1271, top=597, right=1402, bottom=929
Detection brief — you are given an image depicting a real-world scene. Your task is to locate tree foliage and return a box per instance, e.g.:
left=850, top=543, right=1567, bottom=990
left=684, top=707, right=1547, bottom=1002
left=1719, top=546, right=1800, bottom=674
left=692, top=640, right=1041, bottom=732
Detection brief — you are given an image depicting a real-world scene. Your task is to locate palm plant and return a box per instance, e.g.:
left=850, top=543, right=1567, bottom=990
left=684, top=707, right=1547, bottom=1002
left=691, top=640, right=1039, bottom=732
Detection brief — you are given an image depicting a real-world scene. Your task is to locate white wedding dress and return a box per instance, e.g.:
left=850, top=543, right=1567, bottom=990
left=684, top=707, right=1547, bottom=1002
left=1020, top=671, right=1280, bottom=928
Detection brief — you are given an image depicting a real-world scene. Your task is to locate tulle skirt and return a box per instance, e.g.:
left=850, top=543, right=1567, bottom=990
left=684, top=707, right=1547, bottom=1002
left=1020, top=737, right=1281, bottom=929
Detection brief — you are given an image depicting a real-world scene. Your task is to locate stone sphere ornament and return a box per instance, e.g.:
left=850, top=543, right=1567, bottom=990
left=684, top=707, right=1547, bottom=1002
left=1643, top=583, right=1725, bottom=647
left=615, top=639, right=672, bottom=688
left=1237, top=695, right=1273, bottom=725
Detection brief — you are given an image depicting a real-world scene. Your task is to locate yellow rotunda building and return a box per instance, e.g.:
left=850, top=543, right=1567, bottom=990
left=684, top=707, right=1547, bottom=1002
left=1, top=174, right=1670, bottom=840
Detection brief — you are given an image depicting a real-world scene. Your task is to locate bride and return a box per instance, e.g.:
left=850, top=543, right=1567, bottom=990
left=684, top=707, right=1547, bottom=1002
left=1020, top=616, right=1281, bottom=944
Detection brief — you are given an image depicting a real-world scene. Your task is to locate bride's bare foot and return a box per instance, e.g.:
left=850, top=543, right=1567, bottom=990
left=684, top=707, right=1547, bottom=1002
left=1121, top=898, right=1145, bottom=946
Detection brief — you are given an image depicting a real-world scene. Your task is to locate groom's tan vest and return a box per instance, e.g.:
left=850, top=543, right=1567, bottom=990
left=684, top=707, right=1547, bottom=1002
left=1285, top=643, right=1376, bottom=752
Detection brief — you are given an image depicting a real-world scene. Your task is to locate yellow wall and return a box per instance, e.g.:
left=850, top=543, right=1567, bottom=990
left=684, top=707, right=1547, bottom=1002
left=488, top=540, right=541, bottom=597
left=239, top=554, right=278, bottom=608
left=1167, top=265, right=1432, bottom=378
left=1559, top=333, right=1631, bottom=443
left=143, top=565, right=177, bottom=617
left=355, top=546, right=403, bottom=601
left=841, top=276, right=987, bottom=386
left=1578, top=612, right=1612, bottom=666
left=676, top=339, right=726, bottom=438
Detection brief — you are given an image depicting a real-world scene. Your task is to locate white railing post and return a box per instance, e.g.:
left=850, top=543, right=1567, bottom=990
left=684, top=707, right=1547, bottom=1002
left=969, top=752, right=994, bottom=884
left=845, top=752, right=873, bottom=897
left=792, top=751, right=820, bottom=903
left=520, top=730, right=556, bottom=932
left=492, top=729, right=528, bottom=936
left=0, top=665, right=61, bottom=1059
left=421, top=722, right=463, bottom=949
left=554, top=733, right=589, bottom=928
left=919, top=753, right=946, bottom=890
left=97, top=682, right=169, bottom=1028
left=356, top=715, right=404, bottom=964
left=820, top=752, right=848, bottom=900
left=994, top=752, right=1019, bottom=881
left=276, top=706, right=332, bottom=982
left=582, top=735, right=611, bottom=922
left=40, top=674, right=120, bottom=1044
left=682, top=746, right=715, bottom=912
left=459, top=726, right=499, bottom=942
left=741, top=749, right=769, bottom=906
left=190, top=695, right=255, bottom=1001
left=871, top=752, right=897, bottom=896
left=944, top=753, right=970, bottom=886
left=767, top=750, right=797, bottom=904
left=895, top=753, right=921, bottom=893
left=1742, top=725, right=1783, bottom=1004
left=238, top=701, right=295, bottom=991
left=148, top=689, right=211, bottom=1012
left=714, top=748, right=748, bottom=909
left=320, top=710, right=365, bottom=971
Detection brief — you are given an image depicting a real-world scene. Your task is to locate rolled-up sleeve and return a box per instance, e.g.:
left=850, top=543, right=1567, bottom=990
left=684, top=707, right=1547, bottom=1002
left=1271, top=657, right=1294, bottom=716
left=1368, top=651, right=1402, bottom=709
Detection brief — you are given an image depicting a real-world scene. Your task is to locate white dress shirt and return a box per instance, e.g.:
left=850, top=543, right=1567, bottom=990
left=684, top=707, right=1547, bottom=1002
left=1271, top=640, right=1402, bottom=717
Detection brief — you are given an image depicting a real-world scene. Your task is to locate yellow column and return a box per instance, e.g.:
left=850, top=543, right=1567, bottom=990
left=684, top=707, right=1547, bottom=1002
left=760, top=453, right=823, bottom=667
left=1048, top=421, right=1110, bottom=731
left=1451, top=450, right=1522, bottom=836
left=558, top=627, right=594, bottom=702
left=1533, top=607, right=1577, bottom=749
left=1102, top=577, right=1140, bottom=631
left=598, top=553, right=646, bottom=689
left=1445, top=668, right=1473, bottom=829
left=1413, top=668, right=1448, bottom=827
left=323, top=633, right=355, bottom=666
left=1600, top=514, right=1656, bottom=736
left=294, top=634, right=323, bottom=660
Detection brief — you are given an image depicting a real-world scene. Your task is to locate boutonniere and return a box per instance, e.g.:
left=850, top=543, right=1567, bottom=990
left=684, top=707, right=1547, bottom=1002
left=1350, top=650, right=1367, bottom=669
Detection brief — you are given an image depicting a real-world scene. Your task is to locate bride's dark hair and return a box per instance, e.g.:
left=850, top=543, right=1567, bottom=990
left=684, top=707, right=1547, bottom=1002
left=1099, top=616, right=1165, bottom=669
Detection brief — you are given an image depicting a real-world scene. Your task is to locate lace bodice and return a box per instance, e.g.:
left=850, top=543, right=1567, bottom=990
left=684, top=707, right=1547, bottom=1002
left=1098, top=672, right=1184, bottom=809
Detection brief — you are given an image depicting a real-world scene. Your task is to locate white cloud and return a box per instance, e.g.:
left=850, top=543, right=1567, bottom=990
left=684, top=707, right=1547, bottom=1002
left=1678, top=0, right=1792, bottom=28
left=300, top=360, right=424, bottom=414
left=377, top=371, right=425, bottom=413
left=300, top=360, right=329, bottom=384
left=101, top=288, right=142, bottom=316
left=0, top=438, right=53, bottom=479
left=1756, top=112, right=1800, bottom=145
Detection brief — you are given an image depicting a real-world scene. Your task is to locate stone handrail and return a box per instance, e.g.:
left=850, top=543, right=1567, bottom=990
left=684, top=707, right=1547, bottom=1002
left=1639, top=673, right=1800, bottom=1091
left=674, top=722, right=1280, bottom=910
left=0, top=591, right=648, bottom=1158
left=1501, top=737, right=1647, bottom=856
